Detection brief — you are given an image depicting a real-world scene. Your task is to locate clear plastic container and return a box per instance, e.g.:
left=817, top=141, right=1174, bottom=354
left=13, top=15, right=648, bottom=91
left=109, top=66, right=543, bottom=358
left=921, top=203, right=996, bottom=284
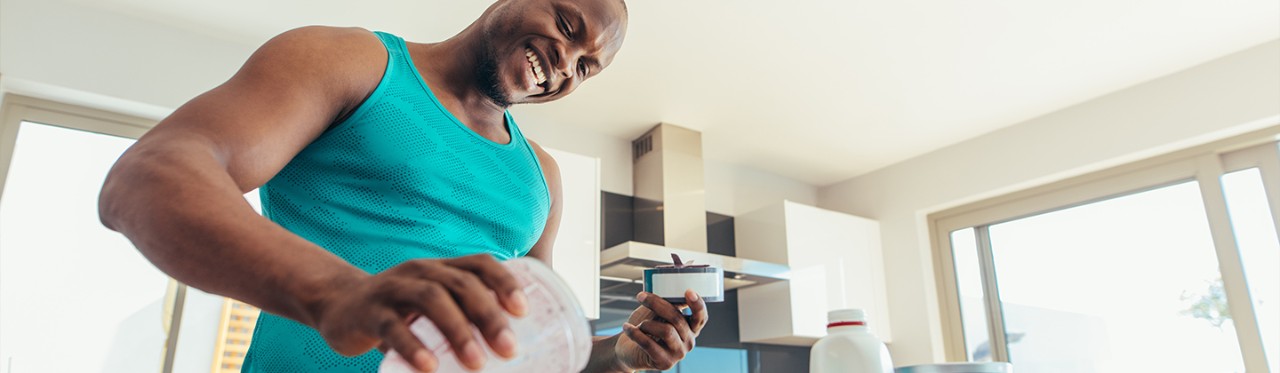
left=380, top=257, right=592, bottom=373
left=810, top=309, right=894, bottom=373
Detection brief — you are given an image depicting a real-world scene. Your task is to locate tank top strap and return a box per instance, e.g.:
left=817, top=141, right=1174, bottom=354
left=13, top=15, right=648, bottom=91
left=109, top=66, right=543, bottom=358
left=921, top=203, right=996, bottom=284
left=373, top=31, right=411, bottom=78
left=505, top=112, right=530, bottom=146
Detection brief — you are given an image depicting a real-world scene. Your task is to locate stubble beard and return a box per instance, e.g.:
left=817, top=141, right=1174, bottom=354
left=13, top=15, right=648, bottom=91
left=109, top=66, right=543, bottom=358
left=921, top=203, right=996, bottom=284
left=475, top=33, right=513, bottom=108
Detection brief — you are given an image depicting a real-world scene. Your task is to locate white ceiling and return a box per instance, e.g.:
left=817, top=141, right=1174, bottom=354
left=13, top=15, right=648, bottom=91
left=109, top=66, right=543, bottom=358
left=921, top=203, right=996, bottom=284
left=62, top=0, right=1280, bottom=185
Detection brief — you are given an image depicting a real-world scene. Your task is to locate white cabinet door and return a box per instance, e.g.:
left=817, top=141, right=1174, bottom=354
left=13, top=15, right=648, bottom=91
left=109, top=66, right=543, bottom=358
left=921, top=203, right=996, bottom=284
left=735, top=200, right=891, bottom=345
left=544, top=148, right=601, bottom=320
left=784, top=202, right=891, bottom=342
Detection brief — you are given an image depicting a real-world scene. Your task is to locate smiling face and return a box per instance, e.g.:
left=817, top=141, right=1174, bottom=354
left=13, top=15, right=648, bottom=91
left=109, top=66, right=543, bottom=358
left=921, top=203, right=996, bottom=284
left=475, top=0, right=628, bottom=107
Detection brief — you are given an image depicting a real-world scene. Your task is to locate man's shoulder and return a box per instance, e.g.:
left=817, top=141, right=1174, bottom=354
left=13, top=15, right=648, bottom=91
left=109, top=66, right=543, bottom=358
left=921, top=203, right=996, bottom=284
left=525, top=139, right=561, bottom=178
left=526, top=139, right=557, bottom=167
left=245, top=26, right=388, bottom=106
left=264, top=26, right=385, bottom=61
left=273, top=26, right=378, bottom=45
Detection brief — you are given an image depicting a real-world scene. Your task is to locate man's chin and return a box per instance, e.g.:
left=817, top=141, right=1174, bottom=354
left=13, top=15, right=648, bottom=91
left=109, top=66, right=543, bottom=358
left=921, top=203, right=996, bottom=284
left=478, top=79, right=513, bottom=108
left=473, top=48, right=513, bottom=107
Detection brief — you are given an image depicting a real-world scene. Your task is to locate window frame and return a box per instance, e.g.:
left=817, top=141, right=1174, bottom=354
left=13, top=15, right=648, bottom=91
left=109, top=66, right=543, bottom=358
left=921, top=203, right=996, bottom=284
left=0, top=94, right=152, bottom=201
left=0, top=94, right=186, bottom=371
left=928, top=124, right=1280, bottom=372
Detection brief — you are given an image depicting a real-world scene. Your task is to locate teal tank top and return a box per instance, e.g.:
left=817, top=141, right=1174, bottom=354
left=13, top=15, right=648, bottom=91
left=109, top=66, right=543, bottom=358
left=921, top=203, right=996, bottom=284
left=242, top=31, right=552, bottom=372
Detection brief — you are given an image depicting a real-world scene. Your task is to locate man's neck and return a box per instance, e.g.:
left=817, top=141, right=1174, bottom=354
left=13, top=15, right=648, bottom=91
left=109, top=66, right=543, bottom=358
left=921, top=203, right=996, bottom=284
left=412, top=33, right=509, bottom=130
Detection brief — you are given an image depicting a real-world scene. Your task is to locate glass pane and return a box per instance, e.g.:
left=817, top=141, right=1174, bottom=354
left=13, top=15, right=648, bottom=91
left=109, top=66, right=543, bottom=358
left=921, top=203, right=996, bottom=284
left=1222, top=168, right=1280, bottom=372
left=950, top=228, right=993, bottom=361
left=987, top=181, right=1244, bottom=373
left=0, top=122, right=166, bottom=372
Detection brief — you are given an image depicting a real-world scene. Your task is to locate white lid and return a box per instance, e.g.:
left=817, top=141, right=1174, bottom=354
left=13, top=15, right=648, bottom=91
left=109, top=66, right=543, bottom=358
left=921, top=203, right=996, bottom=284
left=828, top=308, right=867, bottom=324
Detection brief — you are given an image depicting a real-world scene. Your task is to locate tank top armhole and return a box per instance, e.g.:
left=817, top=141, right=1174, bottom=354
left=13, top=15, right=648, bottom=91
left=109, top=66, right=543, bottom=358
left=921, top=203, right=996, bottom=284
left=507, top=112, right=554, bottom=209
left=318, top=31, right=400, bottom=138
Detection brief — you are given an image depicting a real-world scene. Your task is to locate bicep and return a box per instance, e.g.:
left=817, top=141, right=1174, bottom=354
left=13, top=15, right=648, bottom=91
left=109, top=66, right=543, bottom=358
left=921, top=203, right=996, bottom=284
left=134, top=26, right=384, bottom=191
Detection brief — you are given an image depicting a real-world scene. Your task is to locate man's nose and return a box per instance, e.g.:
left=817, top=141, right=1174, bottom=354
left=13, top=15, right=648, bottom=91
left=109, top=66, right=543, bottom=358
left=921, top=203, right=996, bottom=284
left=553, top=45, right=577, bottom=78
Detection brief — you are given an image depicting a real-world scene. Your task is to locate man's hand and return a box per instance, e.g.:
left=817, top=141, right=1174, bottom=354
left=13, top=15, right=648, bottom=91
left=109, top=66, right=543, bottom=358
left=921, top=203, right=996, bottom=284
left=614, top=290, right=709, bottom=371
left=310, top=254, right=527, bottom=373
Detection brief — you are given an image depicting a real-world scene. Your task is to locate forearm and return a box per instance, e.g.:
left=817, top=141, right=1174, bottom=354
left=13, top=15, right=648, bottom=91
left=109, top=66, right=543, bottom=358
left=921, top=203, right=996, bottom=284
left=99, top=139, right=365, bottom=327
left=583, top=334, right=630, bottom=373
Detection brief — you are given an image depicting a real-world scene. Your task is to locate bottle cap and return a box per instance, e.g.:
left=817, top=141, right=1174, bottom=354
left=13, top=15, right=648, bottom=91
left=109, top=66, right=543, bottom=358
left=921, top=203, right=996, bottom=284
left=827, top=308, right=867, bottom=328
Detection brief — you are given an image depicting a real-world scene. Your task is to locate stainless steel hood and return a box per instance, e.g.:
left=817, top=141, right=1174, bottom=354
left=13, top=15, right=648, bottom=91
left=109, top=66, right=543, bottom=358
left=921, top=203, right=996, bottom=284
left=599, top=124, right=789, bottom=304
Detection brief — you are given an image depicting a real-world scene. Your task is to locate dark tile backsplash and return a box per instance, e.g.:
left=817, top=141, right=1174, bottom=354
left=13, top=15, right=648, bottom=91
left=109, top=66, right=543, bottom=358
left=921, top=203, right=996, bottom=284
left=746, top=344, right=812, bottom=372
left=598, top=191, right=810, bottom=372
left=601, top=192, right=635, bottom=249
left=706, top=212, right=735, bottom=257
left=632, top=197, right=665, bottom=246
left=601, top=191, right=736, bottom=255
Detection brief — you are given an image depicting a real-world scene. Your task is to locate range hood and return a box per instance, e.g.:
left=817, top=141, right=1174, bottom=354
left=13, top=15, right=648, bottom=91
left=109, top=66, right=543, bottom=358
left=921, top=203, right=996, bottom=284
left=599, top=124, right=789, bottom=304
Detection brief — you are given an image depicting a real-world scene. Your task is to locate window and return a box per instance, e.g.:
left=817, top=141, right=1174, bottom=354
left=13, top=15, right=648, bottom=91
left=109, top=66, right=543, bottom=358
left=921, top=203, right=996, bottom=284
left=933, top=134, right=1280, bottom=373
left=948, top=228, right=993, bottom=361
left=0, top=95, right=264, bottom=373
left=0, top=121, right=167, bottom=372
left=1221, top=167, right=1280, bottom=373
left=985, top=181, right=1241, bottom=371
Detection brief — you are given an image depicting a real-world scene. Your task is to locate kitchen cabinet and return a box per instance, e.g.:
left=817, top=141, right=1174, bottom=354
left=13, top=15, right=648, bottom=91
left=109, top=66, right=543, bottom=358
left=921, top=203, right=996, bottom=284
left=543, top=148, right=601, bottom=320
left=734, top=200, right=891, bottom=345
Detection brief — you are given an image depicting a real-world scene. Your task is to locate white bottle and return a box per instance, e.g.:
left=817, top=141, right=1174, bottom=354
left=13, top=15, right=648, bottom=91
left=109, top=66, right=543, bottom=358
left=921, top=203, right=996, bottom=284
left=810, top=309, right=894, bottom=373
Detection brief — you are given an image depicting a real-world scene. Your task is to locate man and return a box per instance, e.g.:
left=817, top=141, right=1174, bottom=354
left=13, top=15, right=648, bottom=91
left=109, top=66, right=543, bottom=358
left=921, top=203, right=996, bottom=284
left=98, top=0, right=708, bottom=371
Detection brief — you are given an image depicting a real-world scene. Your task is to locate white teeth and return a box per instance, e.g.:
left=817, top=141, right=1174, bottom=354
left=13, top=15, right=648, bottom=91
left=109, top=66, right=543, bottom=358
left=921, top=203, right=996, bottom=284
left=525, top=48, right=548, bottom=86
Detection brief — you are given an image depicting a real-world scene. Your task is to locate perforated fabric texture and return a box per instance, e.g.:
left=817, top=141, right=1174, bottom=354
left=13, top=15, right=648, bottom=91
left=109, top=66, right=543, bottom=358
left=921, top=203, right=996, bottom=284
left=241, top=31, right=551, bottom=373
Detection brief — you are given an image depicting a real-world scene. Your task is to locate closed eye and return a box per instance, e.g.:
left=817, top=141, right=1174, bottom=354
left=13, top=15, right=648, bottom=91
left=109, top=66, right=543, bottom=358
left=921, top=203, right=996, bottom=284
left=557, top=14, right=574, bottom=40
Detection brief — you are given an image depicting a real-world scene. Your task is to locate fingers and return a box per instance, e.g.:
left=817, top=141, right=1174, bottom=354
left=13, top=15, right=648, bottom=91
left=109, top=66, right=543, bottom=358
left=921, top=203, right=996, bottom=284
left=379, top=314, right=437, bottom=373
left=321, top=256, right=528, bottom=372
left=446, top=254, right=527, bottom=317
left=684, top=289, right=710, bottom=335
left=638, top=320, right=689, bottom=356
left=419, top=264, right=518, bottom=360
left=623, top=323, right=674, bottom=370
left=384, top=265, right=516, bottom=370
left=635, top=292, right=695, bottom=345
left=626, top=304, right=655, bottom=325
left=381, top=276, right=486, bottom=370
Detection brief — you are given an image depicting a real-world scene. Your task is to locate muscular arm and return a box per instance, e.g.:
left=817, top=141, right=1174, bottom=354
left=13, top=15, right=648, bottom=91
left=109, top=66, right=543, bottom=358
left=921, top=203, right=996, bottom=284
left=99, top=26, right=382, bottom=327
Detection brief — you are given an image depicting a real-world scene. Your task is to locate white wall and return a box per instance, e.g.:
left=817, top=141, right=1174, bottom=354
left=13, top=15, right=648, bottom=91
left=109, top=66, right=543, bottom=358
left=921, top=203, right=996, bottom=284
left=818, top=40, right=1280, bottom=365
left=0, top=0, right=254, bottom=117
left=704, top=158, right=818, bottom=216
